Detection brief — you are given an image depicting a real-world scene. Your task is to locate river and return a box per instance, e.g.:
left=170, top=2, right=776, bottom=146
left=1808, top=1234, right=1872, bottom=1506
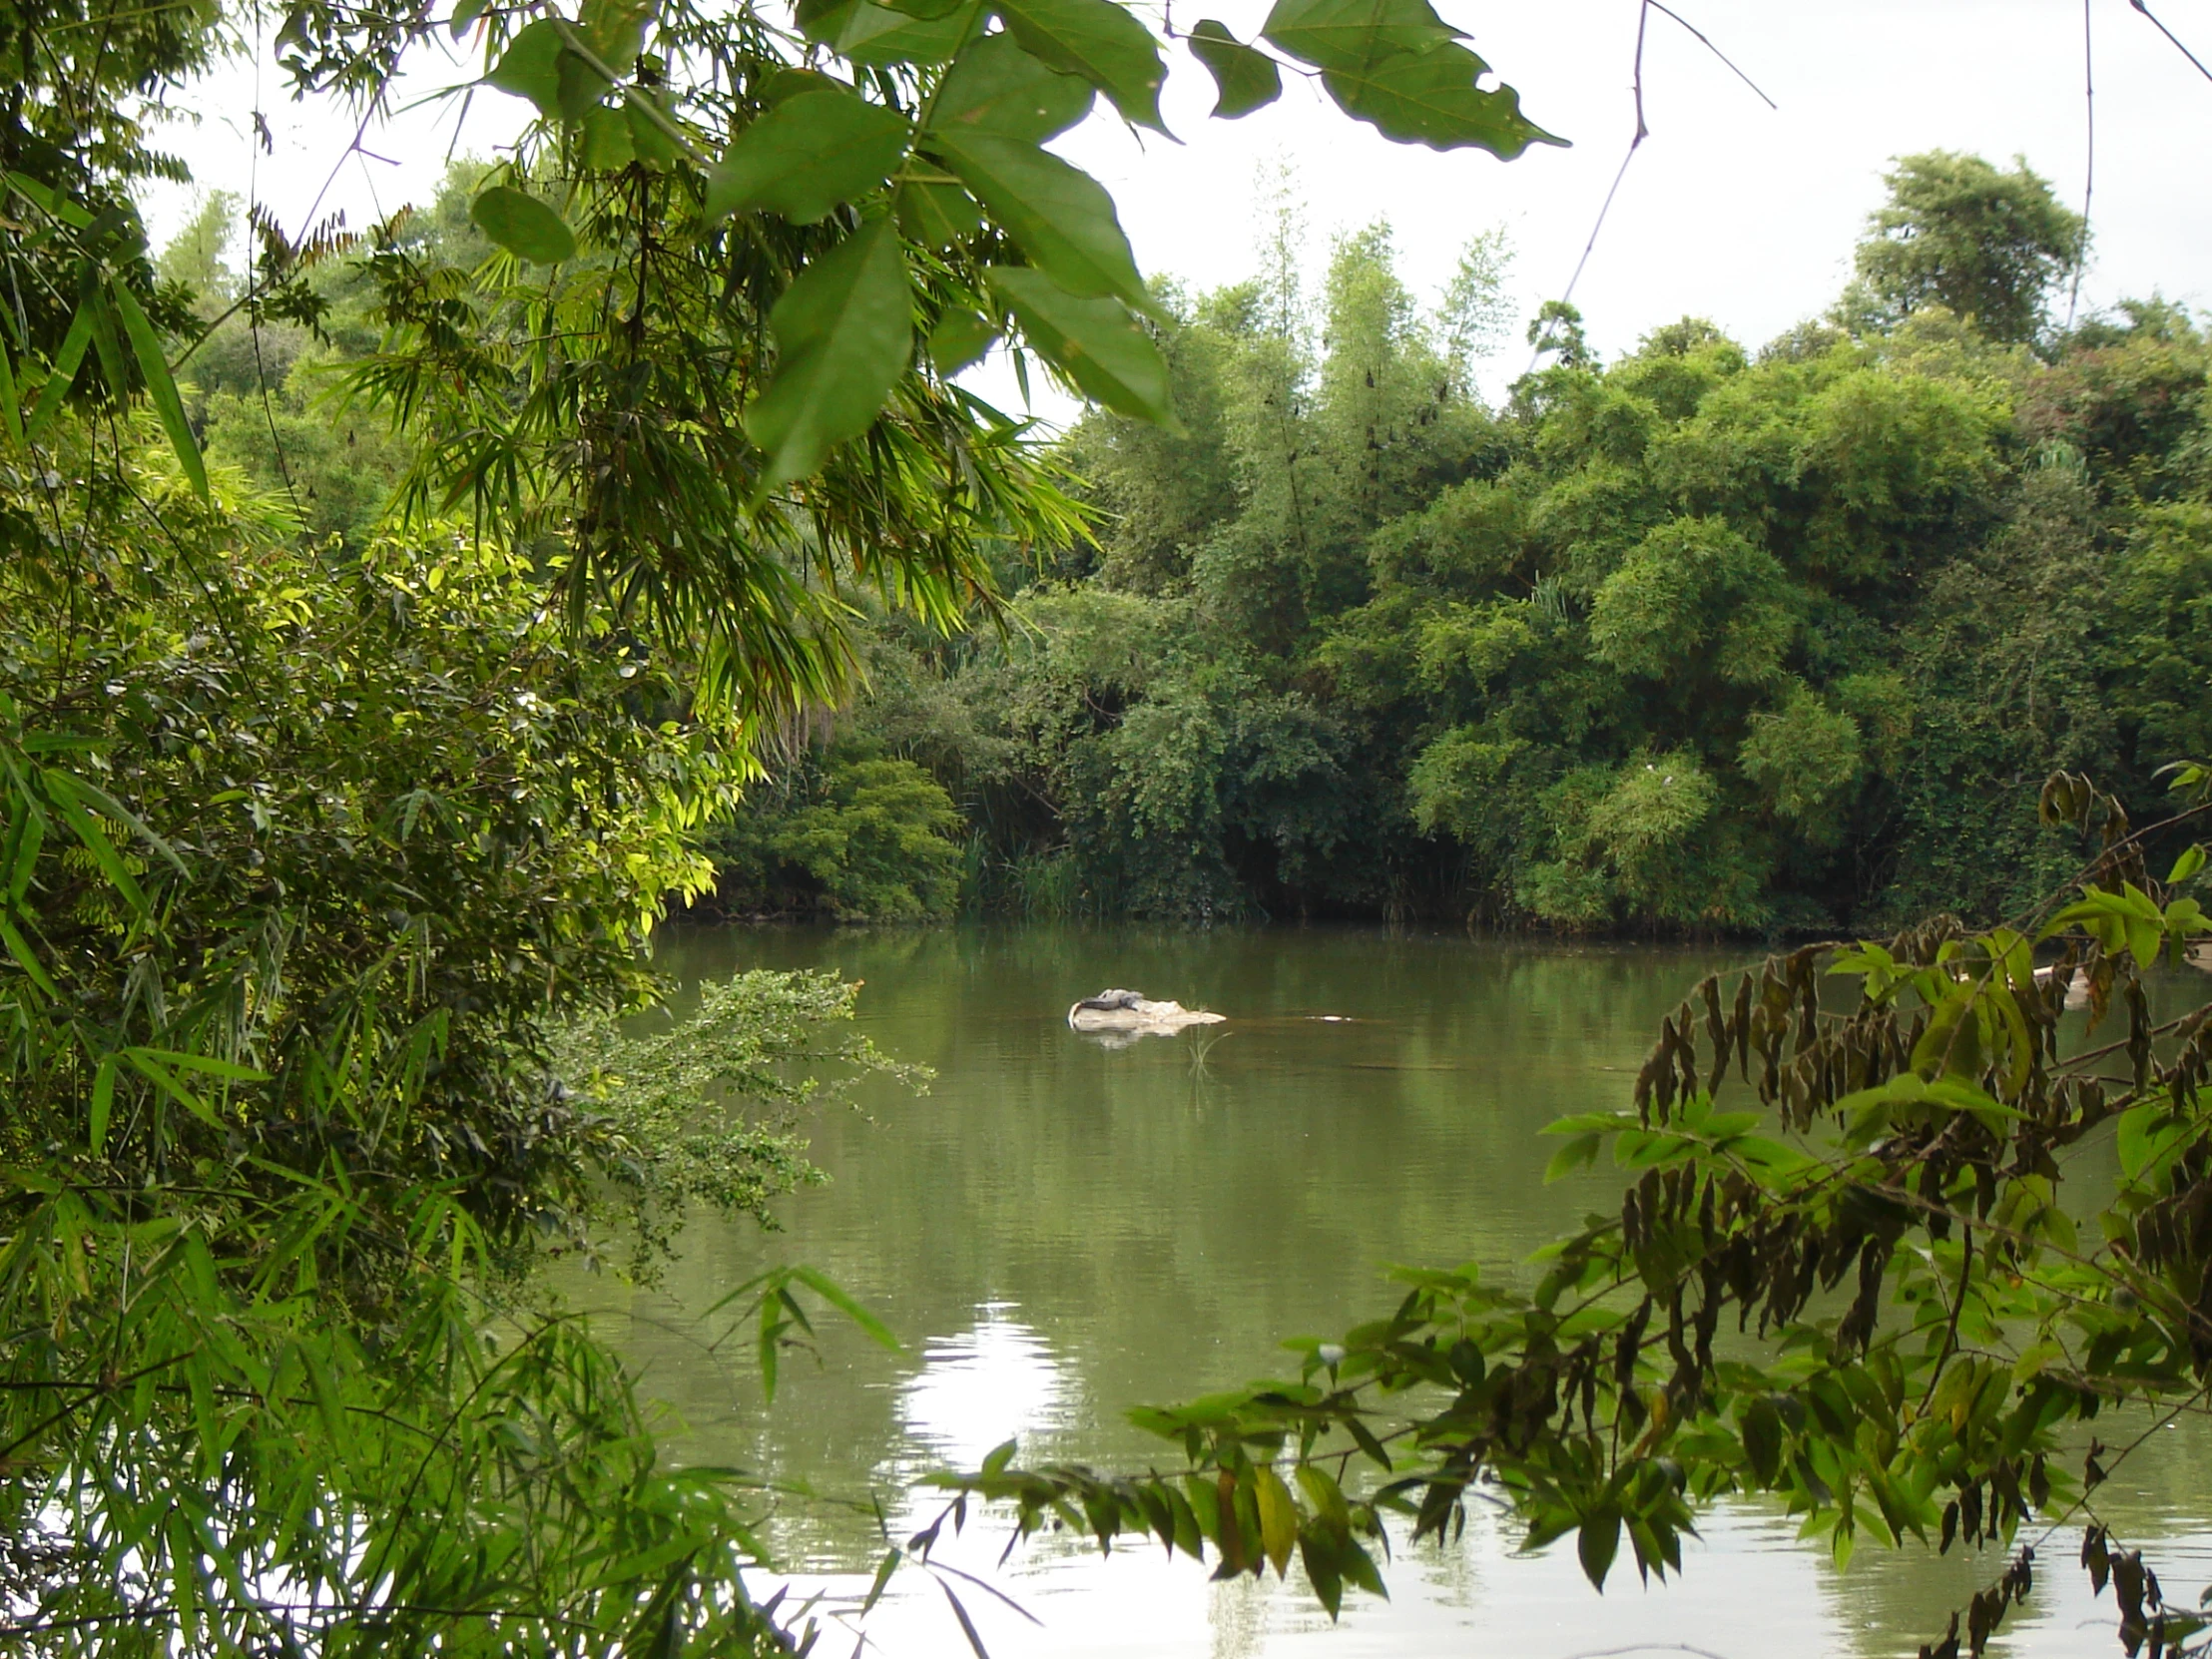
left=585, top=924, right=2212, bottom=1659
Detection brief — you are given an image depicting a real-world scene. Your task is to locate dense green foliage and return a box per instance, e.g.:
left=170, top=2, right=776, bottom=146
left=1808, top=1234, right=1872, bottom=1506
left=11, top=0, right=2212, bottom=1648
left=0, top=0, right=1577, bottom=1649
left=0, top=442, right=929, bottom=1649
left=730, top=179, right=2212, bottom=931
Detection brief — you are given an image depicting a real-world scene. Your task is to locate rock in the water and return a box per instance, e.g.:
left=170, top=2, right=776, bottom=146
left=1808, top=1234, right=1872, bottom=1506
left=1066, top=990, right=1227, bottom=1035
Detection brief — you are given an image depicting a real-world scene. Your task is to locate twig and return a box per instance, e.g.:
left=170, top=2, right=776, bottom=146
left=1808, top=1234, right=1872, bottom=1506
left=1915, top=1224, right=1971, bottom=1414
left=1526, top=1, right=1774, bottom=374
left=1525, top=2, right=1650, bottom=373
left=2067, top=0, right=2094, bottom=330
left=1645, top=2, right=1777, bottom=107
left=2130, top=0, right=2212, bottom=83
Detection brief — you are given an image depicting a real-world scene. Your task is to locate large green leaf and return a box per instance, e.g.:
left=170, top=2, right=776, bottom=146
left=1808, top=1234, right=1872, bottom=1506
left=991, top=0, right=1167, bottom=131
left=108, top=278, right=208, bottom=499
left=471, top=186, right=579, bottom=265
left=984, top=266, right=1174, bottom=423
left=796, top=0, right=980, bottom=64
left=895, top=180, right=984, bottom=249
left=554, top=46, right=616, bottom=121
left=926, top=307, right=997, bottom=373
left=485, top=15, right=627, bottom=120
left=748, top=217, right=913, bottom=486
left=484, top=18, right=568, bottom=115
left=927, top=130, right=1158, bottom=315
left=1186, top=21, right=1283, bottom=119
left=1261, top=0, right=1458, bottom=71
left=580, top=104, right=637, bottom=169
left=1322, top=41, right=1563, bottom=155
left=704, top=91, right=911, bottom=224
left=577, top=0, right=653, bottom=67
left=624, top=92, right=687, bottom=164
left=931, top=33, right=1093, bottom=142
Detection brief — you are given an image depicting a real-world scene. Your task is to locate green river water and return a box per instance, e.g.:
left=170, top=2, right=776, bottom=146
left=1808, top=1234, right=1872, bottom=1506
left=585, top=924, right=2212, bottom=1659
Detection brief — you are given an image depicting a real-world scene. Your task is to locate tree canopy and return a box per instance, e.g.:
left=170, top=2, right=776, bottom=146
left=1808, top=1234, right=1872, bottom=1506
left=705, top=163, right=2211, bottom=935
left=1846, top=150, right=2087, bottom=345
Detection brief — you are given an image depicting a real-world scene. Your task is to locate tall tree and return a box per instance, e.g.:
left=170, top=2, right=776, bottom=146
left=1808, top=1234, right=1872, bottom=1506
left=1848, top=151, right=2086, bottom=345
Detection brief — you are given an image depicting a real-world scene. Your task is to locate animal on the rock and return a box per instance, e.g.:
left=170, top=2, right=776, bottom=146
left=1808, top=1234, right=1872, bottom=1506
left=1071, top=988, right=1146, bottom=1012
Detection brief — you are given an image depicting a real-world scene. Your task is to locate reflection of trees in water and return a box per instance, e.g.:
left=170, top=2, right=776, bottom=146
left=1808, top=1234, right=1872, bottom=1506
left=613, top=925, right=2212, bottom=1648
left=1207, top=1575, right=1271, bottom=1659
left=615, top=928, right=1745, bottom=1565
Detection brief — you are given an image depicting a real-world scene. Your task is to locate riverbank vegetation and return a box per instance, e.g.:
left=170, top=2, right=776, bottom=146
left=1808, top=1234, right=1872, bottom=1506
left=718, top=151, right=2212, bottom=932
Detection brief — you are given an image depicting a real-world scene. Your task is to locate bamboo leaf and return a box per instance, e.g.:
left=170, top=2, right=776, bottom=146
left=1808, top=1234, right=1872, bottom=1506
left=85, top=284, right=131, bottom=410
left=7, top=806, right=43, bottom=902
left=0, top=337, right=22, bottom=447
left=758, top=1293, right=782, bottom=1401
left=137, top=1047, right=268, bottom=1083
left=25, top=305, right=93, bottom=441
left=862, top=1546, right=901, bottom=1613
left=0, top=913, right=57, bottom=997
left=45, top=771, right=185, bottom=875
left=936, top=1578, right=993, bottom=1659
left=5, top=170, right=95, bottom=229
left=41, top=770, right=146, bottom=913
left=789, top=1265, right=903, bottom=1349
left=125, top=1049, right=224, bottom=1129
left=108, top=277, right=208, bottom=498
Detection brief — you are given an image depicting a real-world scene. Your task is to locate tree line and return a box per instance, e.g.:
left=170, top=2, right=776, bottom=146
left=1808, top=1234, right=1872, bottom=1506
left=708, top=151, right=2212, bottom=933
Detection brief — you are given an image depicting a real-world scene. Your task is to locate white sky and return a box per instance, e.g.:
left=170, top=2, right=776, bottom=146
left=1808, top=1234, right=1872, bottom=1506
left=149, top=0, right=2212, bottom=418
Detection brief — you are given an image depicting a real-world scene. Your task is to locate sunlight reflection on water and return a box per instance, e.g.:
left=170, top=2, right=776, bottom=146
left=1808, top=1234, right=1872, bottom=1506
left=894, top=1307, right=1081, bottom=1474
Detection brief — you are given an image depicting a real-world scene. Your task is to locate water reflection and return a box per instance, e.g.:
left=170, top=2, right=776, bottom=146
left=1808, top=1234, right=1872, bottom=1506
left=895, top=1308, right=1078, bottom=1474
left=580, top=924, right=2212, bottom=1658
